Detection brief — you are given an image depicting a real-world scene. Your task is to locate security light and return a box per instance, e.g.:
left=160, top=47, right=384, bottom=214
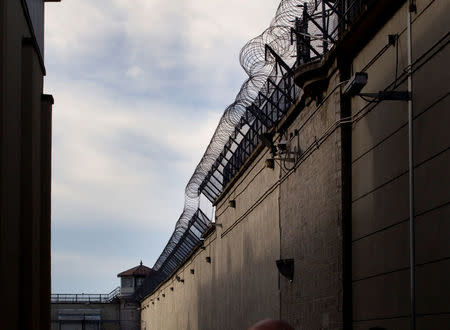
left=229, top=200, right=236, bottom=208
left=265, top=158, right=275, bottom=169
left=190, top=269, right=195, bottom=274
left=343, top=72, right=368, bottom=96
left=276, top=259, right=294, bottom=282
left=206, top=256, right=211, bottom=263
left=344, top=72, right=410, bottom=101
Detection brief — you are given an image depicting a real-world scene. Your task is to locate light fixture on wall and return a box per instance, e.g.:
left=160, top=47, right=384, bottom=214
left=276, top=258, right=294, bottom=282
left=162, top=294, right=165, bottom=297
left=228, top=200, right=236, bottom=208
left=343, top=72, right=368, bottom=96
left=190, top=269, right=195, bottom=274
left=206, top=256, right=211, bottom=263
left=170, top=287, right=174, bottom=291
left=265, top=158, right=275, bottom=169
left=343, top=71, right=410, bottom=101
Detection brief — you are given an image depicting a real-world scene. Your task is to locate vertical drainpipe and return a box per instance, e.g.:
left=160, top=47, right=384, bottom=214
left=407, top=1, right=416, bottom=329
left=337, top=57, right=352, bottom=329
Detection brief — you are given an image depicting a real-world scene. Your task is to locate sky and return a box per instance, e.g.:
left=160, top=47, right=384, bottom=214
left=45, top=0, right=280, bottom=293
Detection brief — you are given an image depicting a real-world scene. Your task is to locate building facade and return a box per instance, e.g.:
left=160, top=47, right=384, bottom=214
left=0, top=1, right=58, bottom=329
left=51, top=263, right=153, bottom=330
left=140, top=0, right=450, bottom=329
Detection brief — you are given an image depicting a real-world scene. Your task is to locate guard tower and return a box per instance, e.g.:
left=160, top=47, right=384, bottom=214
left=117, top=261, right=154, bottom=330
left=117, top=261, right=154, bottom=297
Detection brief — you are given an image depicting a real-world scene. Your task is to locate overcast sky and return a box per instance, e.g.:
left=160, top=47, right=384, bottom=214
left=45, top=0, right=280, bottom=293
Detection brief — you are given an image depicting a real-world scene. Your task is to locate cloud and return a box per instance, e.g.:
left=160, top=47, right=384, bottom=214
left=51, top=79, right=220, bottom=229
left=52, top=251, right=131, bottom=292
left=45, top=0, right=281, bottom=292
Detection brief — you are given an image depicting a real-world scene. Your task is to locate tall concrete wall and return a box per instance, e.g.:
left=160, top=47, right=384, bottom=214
left=120, top=300, right=141, bottom=330
left=350, top=0, right=450, bottom=328
left=142, top=151, right=281, bottom=330
left=140, top=1, right=449, bottom=329
left=279, top=67, right=343, bottom=329
left=0, top=1, right=52, bottom=329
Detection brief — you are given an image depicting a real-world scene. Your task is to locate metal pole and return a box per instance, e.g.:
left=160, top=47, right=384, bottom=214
left=322, top=1, right=328, bottom=53
left=407, top=2, right=415, bottom=330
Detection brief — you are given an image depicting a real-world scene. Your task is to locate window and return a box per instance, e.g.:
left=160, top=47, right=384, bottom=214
left=121, top=277, right=133, bottom=288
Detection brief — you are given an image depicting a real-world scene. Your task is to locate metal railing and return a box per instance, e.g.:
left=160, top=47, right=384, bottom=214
left=51, top=286, right=121, bottom=303
left=145, top=0, right=367, bottom=298
left=199, top=0, right=367, bottom=201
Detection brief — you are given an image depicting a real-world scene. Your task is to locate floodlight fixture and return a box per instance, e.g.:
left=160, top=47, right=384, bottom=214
left=343, top=72, right=410, bottom=101
left=343, top=72, right=368, bottom=96
left=276, top=258, right=294, bottom=282
left=265, top=158, right=275, bottom=169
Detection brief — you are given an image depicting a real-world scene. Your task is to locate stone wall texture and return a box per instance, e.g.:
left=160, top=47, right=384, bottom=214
left=140, top=0, right=450, bottom=329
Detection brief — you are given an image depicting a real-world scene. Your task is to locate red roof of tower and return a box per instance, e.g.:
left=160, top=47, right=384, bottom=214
left=117, top=261, right=154, bottom=277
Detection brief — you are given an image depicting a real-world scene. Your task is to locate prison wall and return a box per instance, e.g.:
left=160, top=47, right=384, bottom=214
left=349, top=0, right=450, bottom=328
left=140, top=1, right=449, bottom=329
left=141, top=151, right=281, bottom=330
left=141, top=72, right=346, bottom=330
left=279, top=67, right=344, bottom=330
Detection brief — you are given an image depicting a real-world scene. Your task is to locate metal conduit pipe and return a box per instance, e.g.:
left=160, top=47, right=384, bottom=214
left=407, top=1, right=416, bottom=329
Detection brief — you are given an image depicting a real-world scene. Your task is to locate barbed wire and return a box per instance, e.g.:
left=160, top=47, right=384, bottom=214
left=153, top=0, right=322, bottom=272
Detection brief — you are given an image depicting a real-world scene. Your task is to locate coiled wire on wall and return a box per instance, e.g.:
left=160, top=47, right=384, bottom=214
left=151, top=0, right=323, bottom=276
